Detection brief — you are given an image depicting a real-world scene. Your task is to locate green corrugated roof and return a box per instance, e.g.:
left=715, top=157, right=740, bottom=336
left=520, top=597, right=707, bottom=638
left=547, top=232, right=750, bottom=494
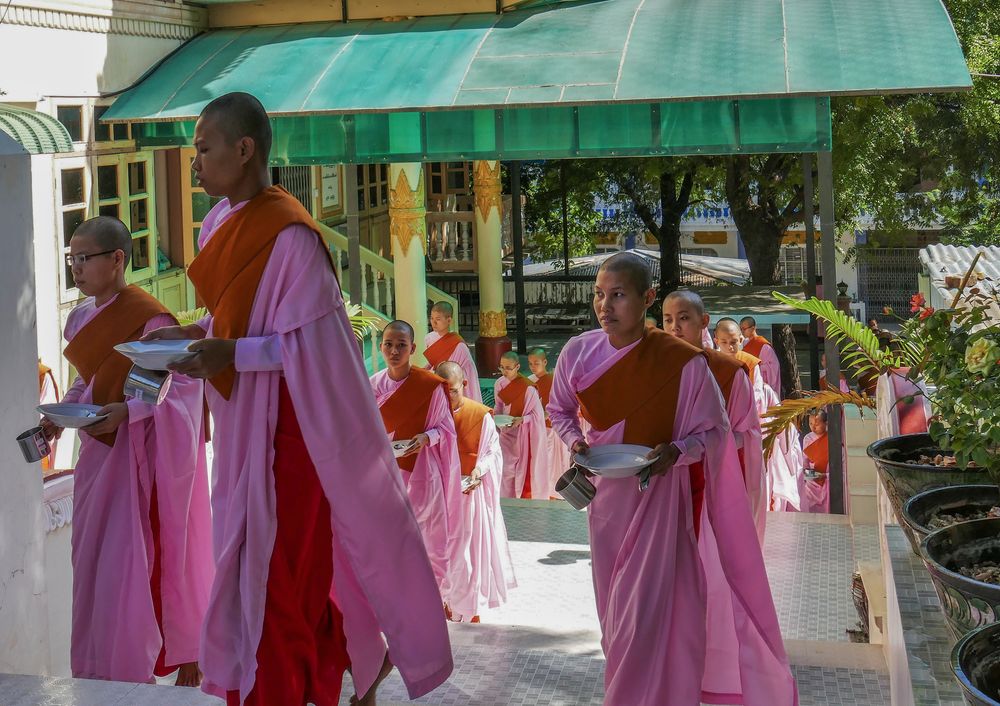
left=0, top=105, right=73, bottom=155
left=100, top=0, right=969, bottom=162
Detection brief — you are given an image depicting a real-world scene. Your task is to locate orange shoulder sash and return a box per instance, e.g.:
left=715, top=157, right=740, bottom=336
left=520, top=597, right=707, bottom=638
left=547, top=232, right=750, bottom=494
left=497, top=376, right=532, bottom=417
left=743, top=335, right=770, bottom=359
left=379, top=367, right=446, bottom=472
left=187, top=186, right=329, bottom=399
left=577, top=329, right=702, bottom=447
left=453, top=401, right=492, bottom=476
left=804, top=434, right=830, bottom=474
left=424, top=332, right=464, bottom=368
left=704, top=348, right=748, bottom=406
left=63, top=286, right=172, bottom=446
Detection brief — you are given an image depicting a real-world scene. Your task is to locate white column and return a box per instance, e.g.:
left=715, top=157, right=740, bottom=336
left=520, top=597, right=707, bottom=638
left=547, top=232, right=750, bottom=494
left=0, top=134, right=50, bottom=674
left=388, top=162, right=428, bottom=360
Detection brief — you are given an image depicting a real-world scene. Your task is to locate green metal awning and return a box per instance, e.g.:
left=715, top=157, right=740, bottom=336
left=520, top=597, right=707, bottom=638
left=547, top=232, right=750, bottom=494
left=0, top=105, right=73, bottom=155
left=102, top=0, right=971, bottom=163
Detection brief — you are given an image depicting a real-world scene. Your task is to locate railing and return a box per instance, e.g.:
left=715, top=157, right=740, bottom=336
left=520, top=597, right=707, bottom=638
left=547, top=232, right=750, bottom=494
left=426, top=195, right=476, bottom=270
left=317, top=222, right=459, bottom=372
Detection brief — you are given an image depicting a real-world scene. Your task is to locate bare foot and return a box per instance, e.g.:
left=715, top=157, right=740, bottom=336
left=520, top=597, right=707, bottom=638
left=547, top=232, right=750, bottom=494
left=350, top=653, right=394, bottom=706
left=175, top=661, right=202, bottom=687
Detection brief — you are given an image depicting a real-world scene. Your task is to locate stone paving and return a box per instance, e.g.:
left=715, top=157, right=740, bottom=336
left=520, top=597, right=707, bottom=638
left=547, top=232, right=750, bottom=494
left=0, top=502, right=889, bottom=705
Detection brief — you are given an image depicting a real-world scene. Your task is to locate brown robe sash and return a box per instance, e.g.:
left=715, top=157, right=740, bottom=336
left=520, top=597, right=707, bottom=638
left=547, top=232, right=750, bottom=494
left=497, top=376, right=533, bottom=417
left=577, top=330, right=705, bottom=533
left=534, top=372, right=554, bottom=428
left=453, top=401, right=492, bottom=477
left=742, top=335, right=770, bottom=360
left=804, top=434, right=830, bottom=478
left=378, top=367, right=446, bottom=472
left=63, top=285, right=172, bottom=446
left=186, top=185, right=329, bottom=400
left=424, top=332, right=464, bottom=368
left=704, top=348, right=749, bottom=407
left=735, top=351, right=761, bottom=384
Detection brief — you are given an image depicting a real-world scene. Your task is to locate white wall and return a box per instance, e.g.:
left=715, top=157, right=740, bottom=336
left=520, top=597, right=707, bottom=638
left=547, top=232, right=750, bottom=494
left=0, top=134, right=50, bottom=675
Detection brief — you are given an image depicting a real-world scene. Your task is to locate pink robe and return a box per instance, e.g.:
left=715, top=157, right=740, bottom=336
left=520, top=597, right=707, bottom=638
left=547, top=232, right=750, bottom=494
left=425, top=330, right=483, bottom=404
left=530, top=373, right=572, bottom=494
left=493, top=377, right=549, bottom=499
left=63, top=296, right=212, bottom=682
left=727, top=370, right=767, bottom=543
left=195, top=199, right=452, bottom=702
left=745, top=339, right=782, bottom=395
left=760, top=384, right=803, bottom=513
left=800, top=431, right=830, bottom=513
left=449, top=411, right=517, bottom=619
left=876, top=371, right=930, bottom=438
left=549, top=329, right=796, bottom=706
left=370, top=368, right=465, bottom=605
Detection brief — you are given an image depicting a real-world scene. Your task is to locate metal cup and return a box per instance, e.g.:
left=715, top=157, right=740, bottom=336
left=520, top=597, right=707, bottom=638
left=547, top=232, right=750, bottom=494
left=17, top=426, right=51, bottom=464
left=555, top=465, right=597, bottom=510
left=123, top=364, right=173, bottom=405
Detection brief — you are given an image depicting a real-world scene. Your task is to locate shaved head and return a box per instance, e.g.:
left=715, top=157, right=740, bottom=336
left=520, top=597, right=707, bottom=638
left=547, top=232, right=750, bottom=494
left=597, top=252, right=653, bottom=295
left=715, top=317, right=740, bottom=337
left=501, top=351, right=520, bottom=364
left=431, top=301, right=454, bottom=317
left=200, top=92, right=272, bottom=163
left=383, top=319, right=415, bottom=342
left=664, top=290, right=706, bottom=317
left=528, top=347, right=547, bottom=358
left=435, top=361, right=464, bottom=383
left=73, top=216, right=132, bottom=265
left=740, top=316, right=757, bottom=328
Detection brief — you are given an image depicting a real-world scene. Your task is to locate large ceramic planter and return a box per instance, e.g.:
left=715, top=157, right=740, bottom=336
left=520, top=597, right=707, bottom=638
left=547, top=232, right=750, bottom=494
left=952, top=622, right=1000, bottom=705
left=903, top=485, right=1000, bottom=554
left=867, top=433, right=989, bottom=549
left=921, top=518, right=1000, bottom=640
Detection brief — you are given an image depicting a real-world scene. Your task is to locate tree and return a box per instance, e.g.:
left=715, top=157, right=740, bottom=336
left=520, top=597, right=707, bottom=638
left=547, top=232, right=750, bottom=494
left=519, top=161, right=602, bottom=262
left=722, top=154, right=805, bottom=398
left=594, top=157, right=714, bottom=302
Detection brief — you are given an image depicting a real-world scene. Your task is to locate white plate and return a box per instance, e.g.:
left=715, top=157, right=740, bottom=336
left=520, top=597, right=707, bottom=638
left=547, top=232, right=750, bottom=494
left=113, top=340, right=199, bottom=371
left=494, top=414, right=519, bottom=428
left=37, top=403, right=107, bottom=429
left=574, top=443, right=657, bottom=478
left=392, top=439, right=416, bottom=458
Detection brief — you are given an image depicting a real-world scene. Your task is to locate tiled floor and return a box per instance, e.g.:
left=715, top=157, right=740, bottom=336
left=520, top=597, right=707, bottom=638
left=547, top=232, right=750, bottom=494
left=1, top=503, right=889, bottom=705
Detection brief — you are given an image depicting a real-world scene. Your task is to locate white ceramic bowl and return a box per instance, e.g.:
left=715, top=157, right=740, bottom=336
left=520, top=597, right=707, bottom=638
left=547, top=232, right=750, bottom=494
left=574, top=443, right=657, bottom=479
left=37, top=403, right=107, bottom=429
left=114, top=340, right=199, bottom=371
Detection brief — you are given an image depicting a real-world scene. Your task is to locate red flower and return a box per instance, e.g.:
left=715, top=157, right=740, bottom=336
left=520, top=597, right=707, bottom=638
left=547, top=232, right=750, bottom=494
left=883, top=306, right=893, bottom=315
left=910, top=292, right=926, bottom=313
left=919, top=306, right=935, bottom=320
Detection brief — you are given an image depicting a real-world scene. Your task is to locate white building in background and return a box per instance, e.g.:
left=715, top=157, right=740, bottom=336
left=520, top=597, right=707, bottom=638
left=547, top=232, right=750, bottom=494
left=0, top=0, right=206, bottom=677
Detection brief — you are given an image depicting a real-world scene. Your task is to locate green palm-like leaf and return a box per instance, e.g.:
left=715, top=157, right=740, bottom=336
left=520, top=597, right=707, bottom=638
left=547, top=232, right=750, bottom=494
left=771, top=292, right=921, bottom=375
left=346, top=304, right=382, bottom=342
left=761, top=388, right=877, bottom=460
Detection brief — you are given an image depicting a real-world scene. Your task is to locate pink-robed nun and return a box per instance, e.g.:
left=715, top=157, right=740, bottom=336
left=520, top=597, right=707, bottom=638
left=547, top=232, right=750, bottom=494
left=371, top=320, right=465, bottom=613
left=548, top=254, right=796, bottom=706
left=424, top=301, right=483, bottom=405
left=53, top=216, right=212, bottom=686
left=145, top=93, right=452, bottom=706
left=494, top=352, right=550, bottom=499
left=436, top=361, right=517, bottom=621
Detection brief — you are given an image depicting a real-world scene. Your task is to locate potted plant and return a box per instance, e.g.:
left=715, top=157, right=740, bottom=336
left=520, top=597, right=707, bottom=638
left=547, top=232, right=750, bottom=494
left=952, top=621, right=1000, bottom=705
left=763, top=257, right=999, bottom=552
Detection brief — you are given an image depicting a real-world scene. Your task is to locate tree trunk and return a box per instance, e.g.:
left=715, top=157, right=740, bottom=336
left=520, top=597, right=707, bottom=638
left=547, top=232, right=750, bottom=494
left=658, top=211, right=683, bottom=300
left=725, top=156, right=802, bottom=398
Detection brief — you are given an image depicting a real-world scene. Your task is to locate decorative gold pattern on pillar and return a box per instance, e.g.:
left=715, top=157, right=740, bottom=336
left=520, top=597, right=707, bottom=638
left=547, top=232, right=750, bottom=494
left=473, top=160, right=502, bottom=221
left=478, top=310, right=507, bottom=338
left=389, top=168, right=426, bottom=257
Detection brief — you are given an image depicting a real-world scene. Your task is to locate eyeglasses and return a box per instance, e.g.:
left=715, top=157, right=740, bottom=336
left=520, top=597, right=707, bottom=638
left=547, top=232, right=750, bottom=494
left=65, top=250, right=117, bottom=267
